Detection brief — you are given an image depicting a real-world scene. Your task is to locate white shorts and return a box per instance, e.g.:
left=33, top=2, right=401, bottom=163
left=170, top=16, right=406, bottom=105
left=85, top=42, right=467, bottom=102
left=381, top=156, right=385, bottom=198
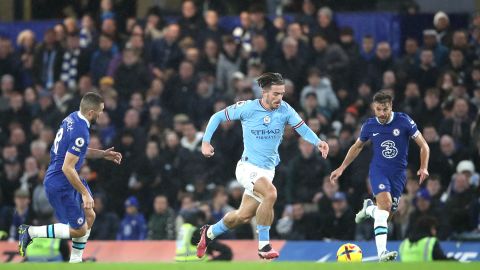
left=235, top=160, right=275, bottom=203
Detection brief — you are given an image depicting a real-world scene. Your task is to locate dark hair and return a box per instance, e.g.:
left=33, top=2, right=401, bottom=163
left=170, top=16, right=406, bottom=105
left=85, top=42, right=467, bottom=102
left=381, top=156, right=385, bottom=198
left=257, top=72, right=284, bottom=90
left=373, top=90, right=393, bottom=104
left=80, top=92, right=104, bottom=113
left=408, top=216, right=438, bottom=242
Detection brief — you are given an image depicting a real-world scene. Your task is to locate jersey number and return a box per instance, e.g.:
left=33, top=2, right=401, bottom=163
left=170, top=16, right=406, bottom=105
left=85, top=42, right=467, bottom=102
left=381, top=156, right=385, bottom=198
left=381, top=140, right=398, bottom=159
left=53, top=128, right=64, bottom=154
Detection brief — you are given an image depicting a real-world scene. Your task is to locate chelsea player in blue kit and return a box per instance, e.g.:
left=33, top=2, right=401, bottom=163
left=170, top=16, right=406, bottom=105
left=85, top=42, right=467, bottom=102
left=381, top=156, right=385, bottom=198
left=18, top=92, right=122, bottom=262
left=330, top=91, right=430, bottom=261
left=196, top=73, right=329, bottom=259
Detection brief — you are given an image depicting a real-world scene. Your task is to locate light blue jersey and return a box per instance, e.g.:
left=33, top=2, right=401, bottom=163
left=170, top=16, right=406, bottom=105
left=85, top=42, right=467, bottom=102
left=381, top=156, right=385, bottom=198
left=203, top=99, right=321, bottom=170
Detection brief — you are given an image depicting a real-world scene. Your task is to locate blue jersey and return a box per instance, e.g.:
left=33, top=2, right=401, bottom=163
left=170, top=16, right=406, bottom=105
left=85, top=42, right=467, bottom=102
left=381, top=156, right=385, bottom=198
left=45, top=111, right=90, bottom=188
left=203, top=99, right=321, bottom=170
left=359, top=112, right=419, bottom=170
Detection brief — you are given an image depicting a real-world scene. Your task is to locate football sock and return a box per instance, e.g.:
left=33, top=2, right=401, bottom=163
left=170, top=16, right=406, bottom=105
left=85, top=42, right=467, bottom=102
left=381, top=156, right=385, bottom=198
left=70, top=229, right=90, bottom=263
left=207, top=218, right=229, bottom=240
left=366, top=204, right=377, bottom=218
left=28, top=223, right=71, bottom=239
left=373, top=209, right=389, bottom=257
left=257, top=225, right=270, bottom=250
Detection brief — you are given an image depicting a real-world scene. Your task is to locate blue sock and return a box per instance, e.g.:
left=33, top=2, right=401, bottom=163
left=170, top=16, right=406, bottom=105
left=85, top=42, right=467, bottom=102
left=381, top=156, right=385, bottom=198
left=210, top=219, right=229, bottom=238
left=257, top=225, right=270, bottom=241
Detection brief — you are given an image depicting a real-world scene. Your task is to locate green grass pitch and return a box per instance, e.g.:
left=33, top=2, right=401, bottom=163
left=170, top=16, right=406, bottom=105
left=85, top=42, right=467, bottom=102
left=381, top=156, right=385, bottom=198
left=1, top=262, right=479, bottom=270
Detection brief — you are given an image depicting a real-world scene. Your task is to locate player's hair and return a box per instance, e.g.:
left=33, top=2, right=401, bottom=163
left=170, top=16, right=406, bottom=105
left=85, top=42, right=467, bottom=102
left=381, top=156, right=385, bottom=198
left=80, top=92, right=104, bottom=113
left=373, top=90, right=393, bottom=104
left=257, top=72, right=284, bottom=90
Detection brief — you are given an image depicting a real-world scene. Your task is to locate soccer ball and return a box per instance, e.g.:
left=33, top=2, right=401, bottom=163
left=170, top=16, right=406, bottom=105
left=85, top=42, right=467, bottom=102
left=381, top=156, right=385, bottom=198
left=336, top=243, right=362, bottom=262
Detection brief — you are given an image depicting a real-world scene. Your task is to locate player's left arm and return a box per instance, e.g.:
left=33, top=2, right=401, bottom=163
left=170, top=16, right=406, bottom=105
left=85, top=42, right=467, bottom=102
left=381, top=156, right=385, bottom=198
left=407, top=114, right=430, bottom=184
left=414, top=133, right=430, bottom=184
left=86, top=147, right=122, bottom=164
left=286, top=104, right=328, bottom=158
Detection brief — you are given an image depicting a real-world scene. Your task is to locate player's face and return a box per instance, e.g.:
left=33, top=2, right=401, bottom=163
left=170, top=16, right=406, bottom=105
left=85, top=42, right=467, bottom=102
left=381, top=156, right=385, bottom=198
left=88, top=103, right=104, bottom=125
left=265, top=85, right=285, bottom=109
left=372, top=102, right=392, bottom=124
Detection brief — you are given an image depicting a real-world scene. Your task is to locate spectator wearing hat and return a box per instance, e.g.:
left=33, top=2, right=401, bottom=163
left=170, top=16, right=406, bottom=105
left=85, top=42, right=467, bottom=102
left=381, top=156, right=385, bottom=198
left=456, top=160, right=479, bottom=188
left=321, top=191, right=355, bottom=240
left=117, top=196, right=147, bottom=240
left=433, top=11, right=452, bottom=47
left=407, top=188, right=449, bottom=240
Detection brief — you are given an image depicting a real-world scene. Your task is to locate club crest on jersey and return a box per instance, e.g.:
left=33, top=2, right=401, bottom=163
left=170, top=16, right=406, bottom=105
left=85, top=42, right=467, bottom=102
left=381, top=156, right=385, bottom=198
left=263, top=115, right=271, bottom=125
left=250, top=172, right=258, bottom=180
left=77, top=217, right=84, bottom=225
left=378, top=184, right=385, bottom=190
left=393, top=128, right=400, bottom=136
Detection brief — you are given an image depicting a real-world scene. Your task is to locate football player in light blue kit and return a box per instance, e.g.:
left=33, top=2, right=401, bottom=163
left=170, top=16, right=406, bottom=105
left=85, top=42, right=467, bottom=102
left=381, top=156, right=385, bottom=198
left=330, top=91, right=430, bottom=261
left=196, top=73, right=329, bottom=259
left=18, top=92, right=122, bottom=262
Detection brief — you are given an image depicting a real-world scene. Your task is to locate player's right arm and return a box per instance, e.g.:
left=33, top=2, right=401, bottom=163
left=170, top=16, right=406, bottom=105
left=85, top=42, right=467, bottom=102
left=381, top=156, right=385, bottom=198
left=330, top=139, right=367, bottom=183
left=202, top=101, right=249, bottom=158
left=62, top=152, right=94, bottom=209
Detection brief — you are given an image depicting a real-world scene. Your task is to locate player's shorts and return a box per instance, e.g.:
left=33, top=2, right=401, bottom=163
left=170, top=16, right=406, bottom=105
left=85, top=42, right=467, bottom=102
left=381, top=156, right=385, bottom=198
left=44, top=177, right=92, bottom=229
left=369, top=165, right=406, bottom=212
left=235, top=159, right=275, bottom=203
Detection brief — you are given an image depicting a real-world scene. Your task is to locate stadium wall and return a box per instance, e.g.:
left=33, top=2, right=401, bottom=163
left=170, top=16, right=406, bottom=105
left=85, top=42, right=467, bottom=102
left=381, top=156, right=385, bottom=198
left=1, top=240, right=479, bottom=262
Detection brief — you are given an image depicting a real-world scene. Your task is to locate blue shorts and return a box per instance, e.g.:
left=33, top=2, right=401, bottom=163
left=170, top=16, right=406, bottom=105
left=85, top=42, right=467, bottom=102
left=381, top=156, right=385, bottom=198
left=369, top=166, right=406, bottom=212
left=44, top=177, right=92, bottom=229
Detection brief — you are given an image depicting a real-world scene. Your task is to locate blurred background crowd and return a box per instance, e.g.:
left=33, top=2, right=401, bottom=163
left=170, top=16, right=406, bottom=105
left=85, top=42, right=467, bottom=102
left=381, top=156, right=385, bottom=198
left=0, top=0, right=479, bottom=243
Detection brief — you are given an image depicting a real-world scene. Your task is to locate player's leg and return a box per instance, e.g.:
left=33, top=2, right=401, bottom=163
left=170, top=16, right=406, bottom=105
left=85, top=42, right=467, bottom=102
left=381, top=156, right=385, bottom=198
left=253, top=177, right=276, bottom=248
left=364, top=167, right=397, bottom=261
left=70, top=179, right=95, bottom=263
left=253, top=177, right=280, bottom=259
left=18, top=186, right=88, bottom=257
left=197, top=193, right=259, bottom=258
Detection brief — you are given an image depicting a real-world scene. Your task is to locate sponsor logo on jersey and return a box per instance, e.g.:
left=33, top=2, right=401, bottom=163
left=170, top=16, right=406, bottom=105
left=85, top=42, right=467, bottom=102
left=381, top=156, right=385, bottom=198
left=251, top=129, right=281, bottom=136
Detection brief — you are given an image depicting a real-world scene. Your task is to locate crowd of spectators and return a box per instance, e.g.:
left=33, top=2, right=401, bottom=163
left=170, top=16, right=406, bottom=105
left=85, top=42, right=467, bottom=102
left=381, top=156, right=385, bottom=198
left=0, top=0, right=479, bottom=242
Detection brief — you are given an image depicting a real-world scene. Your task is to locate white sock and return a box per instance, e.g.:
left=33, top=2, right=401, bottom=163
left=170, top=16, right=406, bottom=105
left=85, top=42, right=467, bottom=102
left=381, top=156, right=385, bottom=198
left=28, top=223, right=71, bottom=239
left=366, top=205, right=377, bottom=218
left=259, top=241, right=269, bottom=250
left=373, top=209, right=389, bottom=257
left=70, top=229, right=90, bottom=263
left=206, top=226, right=215, bottom=240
